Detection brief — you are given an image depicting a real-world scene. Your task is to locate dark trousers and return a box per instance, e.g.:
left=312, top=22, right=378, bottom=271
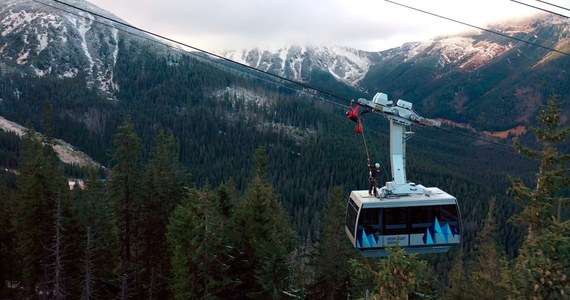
left=369, top=178, right=378, bottom=196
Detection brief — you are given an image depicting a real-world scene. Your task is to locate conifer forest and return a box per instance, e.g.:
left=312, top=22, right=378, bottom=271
left=0, top=43, right=569, bottom=299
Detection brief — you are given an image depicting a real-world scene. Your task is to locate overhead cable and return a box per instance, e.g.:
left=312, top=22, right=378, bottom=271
left=385, top=0, right=570, bottom=57
left=436, top=127, right=520, bottom=155
left=33, top=0, right=524, bottom=156
left=40, top=1, right=348, bottom=111
left=510, top=0, right=570, bottom=18
left=535, top=0, right=570, bottom=12
left=47, top=0, right=353, bottom=105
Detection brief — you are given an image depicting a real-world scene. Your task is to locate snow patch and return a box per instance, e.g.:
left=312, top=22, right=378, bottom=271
left=256, top=121, right=316, bottom=143
left=288, top=54, right=304, bottom=80
left=404, top=42, right=430, bottom=60
left=16, top=49, right=29, bottom=64
left=34, top=66, right=52, bottom=76
left=224, top=49, right=249, bottom=65
left=279, top=47, right=288, bottom=71
left=214, top=86, right=273, bottom=107
left=428, top=36, right=511, bottom=70
left=97, top=27, right=120, bottom=93
left=0, top=115, right=25, bottom=136
left=459, top=40, right=511, bottom=70
left=211, top=86, right=316, bottom=142
left=2, top=10, right=38, bottom=36
left=67, top=13, right=94, bottom=70
left=62, top=68, right=79, bottom=78
left=36, top=30, right=48, bottom=53
left=60, top=25, right=68, bottom=43
left=221, top=45, right=372, bottom=85
left=52, top=141, right=100, bottom=168
left=0, top=115, right=101, bottom=168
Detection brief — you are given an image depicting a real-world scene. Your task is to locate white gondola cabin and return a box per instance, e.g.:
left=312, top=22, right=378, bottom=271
left=345, top=189, right=461, bottom=257
left=345, top=92, right=462, bottom=257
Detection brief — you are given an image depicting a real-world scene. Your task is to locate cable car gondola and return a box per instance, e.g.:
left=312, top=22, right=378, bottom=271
left=345, top=92, right=462, bottom=257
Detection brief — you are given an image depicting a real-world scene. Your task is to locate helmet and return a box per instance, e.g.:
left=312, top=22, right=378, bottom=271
left=375, top=163, right=380, bottom=169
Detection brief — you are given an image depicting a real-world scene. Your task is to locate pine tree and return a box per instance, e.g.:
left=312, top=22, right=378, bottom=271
left=167, top=187, right=232, bottom=299
left=14, top=130, right=80, bottom=297
left=14, top=131, right=57, bottom=296
left=81, top=226, right=96, bottom=300
left=442, top=253, right=468, bottom=300
left=287, top=232, right=316, bottom=299
left=231, top=147, right=296, bottom=298
left=217, top=181, right=238, bottom=219
left=511, top=221, right=570, bottom=298
left=52, top=193, right=66, bottom=299
left=0, top=178, right=17, bottom=298
left=79, top=168, right=118, bottom=299
left=508, top=96, right=570, bottom=242
left=508, top=97, right=570, bottom=299
left=60, top=187, right=88, bottom=298
left=351, top=245, right=436, bottom=299
left=309, top=186, right=356, bottom=299
left=109, top=116, right=143, bottom=297
left=140, top=131, right=187, bottom=299
left=468, top=197, right=509, bottom=299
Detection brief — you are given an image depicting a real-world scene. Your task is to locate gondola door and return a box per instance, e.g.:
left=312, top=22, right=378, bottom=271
left=383, top=207, right=409, bottom=247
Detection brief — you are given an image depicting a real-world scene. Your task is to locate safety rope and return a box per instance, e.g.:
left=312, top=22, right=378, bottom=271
left=361, top=128, right=390, bottom=181
left=361, top=124, right=370, bottom=162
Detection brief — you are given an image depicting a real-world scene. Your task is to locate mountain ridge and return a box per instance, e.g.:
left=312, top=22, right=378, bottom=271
left=219, top=14, right=570, bottom=132
left=222, top=45, right=379, bottom=86
left=0, top=0, right=164, bottom=97
left=220, top=14, right=568, bottom=83
left=0, top=0, right=549, bottom=252
left=1, top=0, right=569, bottom=133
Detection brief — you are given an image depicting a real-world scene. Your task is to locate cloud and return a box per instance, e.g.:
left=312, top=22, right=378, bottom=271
left=89, top=0, right=541, bottom=52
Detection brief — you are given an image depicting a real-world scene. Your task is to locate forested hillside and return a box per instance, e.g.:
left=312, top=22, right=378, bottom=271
left=0, top=3, right=568, bottom=297
left=0, top=40, right=537, bottom=237
left=0, top=92, right=567, bottom=298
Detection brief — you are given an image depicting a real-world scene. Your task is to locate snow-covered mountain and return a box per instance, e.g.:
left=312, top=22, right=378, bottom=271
left=220, top=14, right=569, bottom=130
left=0, top=0, right=164, bottom=169
left=378, top=14, right=568, bottom=70
left=222, top=45, right=381, bottom=86
left=0, top=0, right=154, bottom=95
left=1, top=0, right=569, bottom=132
left=222, top=14, right=569, bottom=95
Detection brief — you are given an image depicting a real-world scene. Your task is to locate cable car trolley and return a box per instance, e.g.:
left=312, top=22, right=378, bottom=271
left=345, top=92, right=462, bottom=257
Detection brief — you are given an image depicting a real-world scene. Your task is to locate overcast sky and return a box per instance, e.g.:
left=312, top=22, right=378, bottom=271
left=86, top=0, right=566, bottom=52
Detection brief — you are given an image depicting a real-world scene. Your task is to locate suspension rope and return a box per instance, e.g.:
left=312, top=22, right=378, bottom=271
left=360, top=124, right=391, bottom=182
left=361, top=127, right=370, bottom=162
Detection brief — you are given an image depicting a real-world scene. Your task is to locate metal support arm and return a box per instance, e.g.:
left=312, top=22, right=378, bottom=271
left=357, top=93, right=440, bottom=196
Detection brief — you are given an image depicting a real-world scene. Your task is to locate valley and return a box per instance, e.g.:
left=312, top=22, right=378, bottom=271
left=0, top=0, right=568, bottom=298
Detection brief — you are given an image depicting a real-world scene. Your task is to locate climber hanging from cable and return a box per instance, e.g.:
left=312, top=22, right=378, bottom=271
left=346, top=100, right=380, bottom=197
left=345, top=100, right=370, bottom=134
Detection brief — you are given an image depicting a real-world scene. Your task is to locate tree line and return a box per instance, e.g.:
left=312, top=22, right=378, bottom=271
left=0, top=38, right=568, bottom=297
left=0, top=96, right=568, bottom=299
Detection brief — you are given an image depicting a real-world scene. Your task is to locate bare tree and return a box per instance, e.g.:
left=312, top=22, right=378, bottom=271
left=52, top=193, right=65, bottom=299
left=81, top=227, right=96, bottom=300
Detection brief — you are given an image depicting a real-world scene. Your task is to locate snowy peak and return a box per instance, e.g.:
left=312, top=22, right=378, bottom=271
left=220, top=16, right=569, bottom=90
left=0, top=0, right=130, bottom=94
left=396, top=14, right=570, bottom=70
left=426, top=36, right=512, bottom=70
left=222, top=45, right=379, bottom=85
